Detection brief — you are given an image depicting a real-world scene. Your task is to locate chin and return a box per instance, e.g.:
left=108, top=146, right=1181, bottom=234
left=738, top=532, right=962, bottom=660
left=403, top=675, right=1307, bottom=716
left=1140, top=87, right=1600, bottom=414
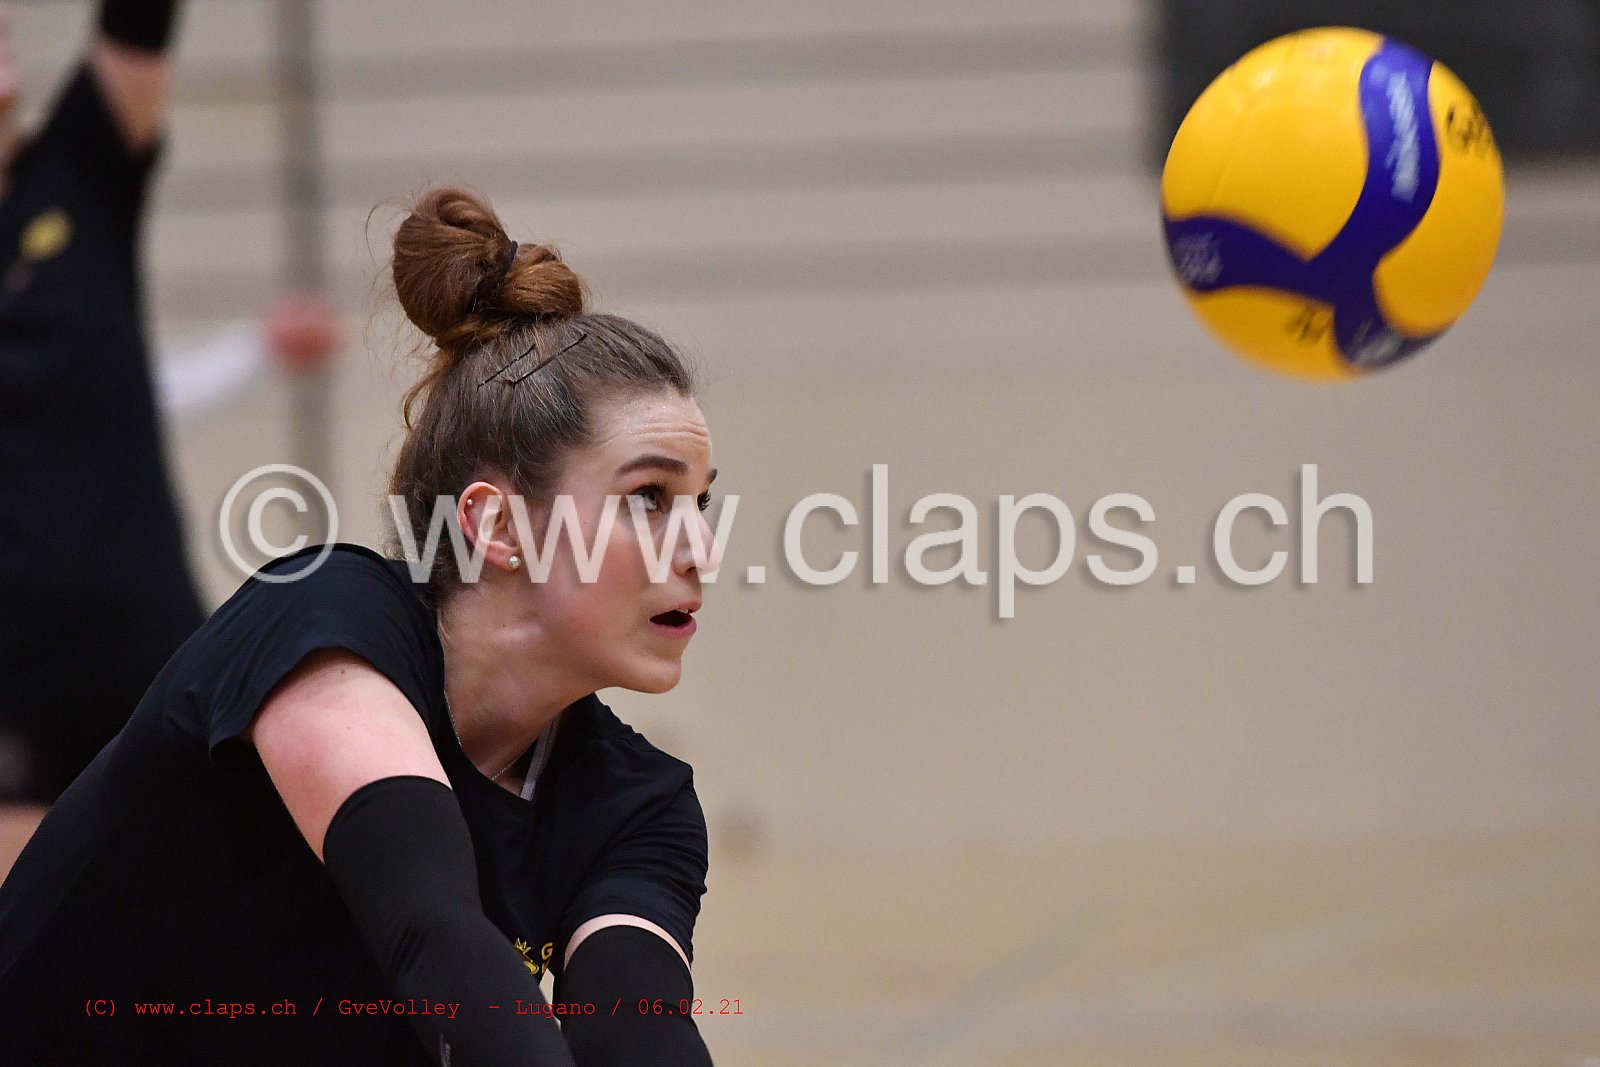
left=621, top=660, right=683, bottom=695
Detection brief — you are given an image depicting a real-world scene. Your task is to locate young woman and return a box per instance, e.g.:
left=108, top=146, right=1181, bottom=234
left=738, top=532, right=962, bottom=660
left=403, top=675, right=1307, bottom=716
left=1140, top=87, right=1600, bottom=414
left=0, top=187, right=720, bottom=1066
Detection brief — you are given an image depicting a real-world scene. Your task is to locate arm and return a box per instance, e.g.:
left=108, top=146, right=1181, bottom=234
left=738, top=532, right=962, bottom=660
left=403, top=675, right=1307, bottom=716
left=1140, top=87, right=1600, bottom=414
left=155, top=322, right=267, bottom=421
left=247, top=650, right=575, bottom=1066
left=567, top=914, right=689, bottom=973
left=559, top=922, right=713, bottom=1066
left=0, top=10, right=20, bottom=167
left=552, top=783, right=713, bottom=1064
left=157, top=294, right=341, bottom=420
left=88, top=0, right=180, bottom=152
left=244, top=649, right=445, bottom=857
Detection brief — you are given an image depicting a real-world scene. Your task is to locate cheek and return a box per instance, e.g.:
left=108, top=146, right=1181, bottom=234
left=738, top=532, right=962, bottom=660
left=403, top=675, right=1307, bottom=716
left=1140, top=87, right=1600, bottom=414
left=556, top=519, right=649, bottom=622
left=549, top=503, right=638, bottom=580
left=540, top=503, right=653, bottom=632
left=598, top=514, right=652, bottom=586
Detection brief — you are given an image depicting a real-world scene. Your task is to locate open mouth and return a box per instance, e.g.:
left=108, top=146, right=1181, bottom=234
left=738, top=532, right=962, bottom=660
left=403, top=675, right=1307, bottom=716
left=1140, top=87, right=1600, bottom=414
left=649, top=609, right=697, bottom=637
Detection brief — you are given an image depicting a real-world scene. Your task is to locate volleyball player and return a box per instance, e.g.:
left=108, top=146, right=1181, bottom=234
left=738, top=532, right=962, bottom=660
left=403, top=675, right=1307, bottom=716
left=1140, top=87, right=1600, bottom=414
left=0, top=0, right=340, bottom=808
left=0, top=186, right=717, bottom=1066
left=0, top=0, right=199, bottom=804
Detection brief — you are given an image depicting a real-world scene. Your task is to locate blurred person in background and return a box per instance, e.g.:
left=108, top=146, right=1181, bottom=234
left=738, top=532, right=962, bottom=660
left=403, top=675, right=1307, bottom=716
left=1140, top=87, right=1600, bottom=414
left=0, top=0, right=339, bottom=810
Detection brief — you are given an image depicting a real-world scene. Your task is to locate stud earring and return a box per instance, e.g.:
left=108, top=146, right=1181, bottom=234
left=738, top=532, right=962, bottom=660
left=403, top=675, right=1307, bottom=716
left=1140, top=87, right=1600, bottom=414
left=508, top=555, right=521, bottom=570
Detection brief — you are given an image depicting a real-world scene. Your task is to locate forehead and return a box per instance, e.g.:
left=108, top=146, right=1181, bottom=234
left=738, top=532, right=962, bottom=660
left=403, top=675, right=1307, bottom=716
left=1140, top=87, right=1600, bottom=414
left=577, top=391, right=712, bottom=472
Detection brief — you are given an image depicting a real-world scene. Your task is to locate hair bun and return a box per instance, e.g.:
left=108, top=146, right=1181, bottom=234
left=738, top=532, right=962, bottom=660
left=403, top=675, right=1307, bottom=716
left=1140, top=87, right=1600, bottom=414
left=391, top=186, right=587, bottom=357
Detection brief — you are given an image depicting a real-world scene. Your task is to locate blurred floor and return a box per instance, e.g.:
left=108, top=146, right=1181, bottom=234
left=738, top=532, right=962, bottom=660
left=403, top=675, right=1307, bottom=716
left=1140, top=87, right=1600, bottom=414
left=694, top=823, right=1600, bottom=1066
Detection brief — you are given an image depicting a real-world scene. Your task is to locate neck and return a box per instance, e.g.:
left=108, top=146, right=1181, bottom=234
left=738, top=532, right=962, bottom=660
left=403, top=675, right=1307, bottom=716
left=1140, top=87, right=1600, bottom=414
left=437, top=581, right=588, bottom=783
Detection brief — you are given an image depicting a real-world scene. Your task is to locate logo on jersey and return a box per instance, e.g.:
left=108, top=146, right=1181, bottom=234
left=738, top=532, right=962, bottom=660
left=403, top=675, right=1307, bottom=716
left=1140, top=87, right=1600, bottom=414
left=513, top=937, right=556, bottom=977
left=3, top=208, right=72, bottom=297
left=21, top=209, right=71, bottom=262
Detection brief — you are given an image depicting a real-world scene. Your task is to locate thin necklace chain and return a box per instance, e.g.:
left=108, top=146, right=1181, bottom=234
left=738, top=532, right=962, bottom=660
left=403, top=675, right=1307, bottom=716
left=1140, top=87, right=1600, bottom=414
left=444, top=692, right=522, bottom=782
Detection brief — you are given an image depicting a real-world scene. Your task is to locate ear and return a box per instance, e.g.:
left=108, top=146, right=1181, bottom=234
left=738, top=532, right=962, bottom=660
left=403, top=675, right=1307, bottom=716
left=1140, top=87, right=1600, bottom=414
left=457, top=477, right=527, bottom=574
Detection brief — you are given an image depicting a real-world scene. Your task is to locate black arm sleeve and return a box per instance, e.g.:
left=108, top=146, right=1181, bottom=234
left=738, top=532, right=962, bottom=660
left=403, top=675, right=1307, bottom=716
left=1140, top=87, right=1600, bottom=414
left=555, top=781, right=708, bottom=970
left=322, top=775, right=576, bottom=1067
left=557, top=926, right=713, bottom=1066
left=99, top=0, right=182, bottom=54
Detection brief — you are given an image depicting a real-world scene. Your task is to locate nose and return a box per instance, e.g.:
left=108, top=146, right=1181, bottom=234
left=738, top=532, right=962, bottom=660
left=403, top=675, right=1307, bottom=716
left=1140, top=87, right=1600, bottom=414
left=673, top=507, right=722, bottom=577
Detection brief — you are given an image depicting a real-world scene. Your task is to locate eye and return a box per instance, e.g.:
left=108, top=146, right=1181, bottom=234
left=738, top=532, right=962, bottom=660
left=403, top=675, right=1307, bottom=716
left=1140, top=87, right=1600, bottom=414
left=628, top=484, right=714, bottom=515
left=629, top=484, right=666, bottom=513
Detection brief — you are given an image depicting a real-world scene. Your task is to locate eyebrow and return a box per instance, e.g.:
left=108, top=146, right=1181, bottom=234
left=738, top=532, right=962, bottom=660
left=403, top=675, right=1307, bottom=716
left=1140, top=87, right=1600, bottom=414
left=614, top=455, right=718, bottom=485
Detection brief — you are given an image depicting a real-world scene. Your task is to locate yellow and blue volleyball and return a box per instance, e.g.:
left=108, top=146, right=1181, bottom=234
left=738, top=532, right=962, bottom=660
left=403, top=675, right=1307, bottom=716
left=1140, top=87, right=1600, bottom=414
left=1160, top=27, right=1504, bottom=380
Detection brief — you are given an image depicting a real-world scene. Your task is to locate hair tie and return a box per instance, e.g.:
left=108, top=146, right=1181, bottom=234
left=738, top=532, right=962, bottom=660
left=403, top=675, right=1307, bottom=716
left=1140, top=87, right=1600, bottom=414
left=474, top=240, right=518, bottom=312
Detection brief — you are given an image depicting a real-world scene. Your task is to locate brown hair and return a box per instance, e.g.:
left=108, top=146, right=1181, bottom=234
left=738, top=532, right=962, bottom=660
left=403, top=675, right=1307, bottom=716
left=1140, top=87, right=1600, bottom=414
left=386, top=186, right=696, bottom=597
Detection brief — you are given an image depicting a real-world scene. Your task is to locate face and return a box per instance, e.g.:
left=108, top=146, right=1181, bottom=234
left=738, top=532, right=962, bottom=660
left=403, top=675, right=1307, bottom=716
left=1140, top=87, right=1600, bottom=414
left=518, top=390, right=719, bottom=695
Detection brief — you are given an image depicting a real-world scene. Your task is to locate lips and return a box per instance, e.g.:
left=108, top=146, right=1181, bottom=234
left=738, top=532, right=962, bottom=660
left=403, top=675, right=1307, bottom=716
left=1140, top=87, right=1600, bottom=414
left=649, top=602, right=699, bottom=637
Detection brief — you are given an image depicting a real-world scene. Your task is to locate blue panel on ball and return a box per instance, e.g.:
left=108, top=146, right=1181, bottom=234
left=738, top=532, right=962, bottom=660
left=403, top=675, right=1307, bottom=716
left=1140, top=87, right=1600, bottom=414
left=1162, top=214, right=1334, bottom=302
left=1313, top=38, right=1444, bottom=367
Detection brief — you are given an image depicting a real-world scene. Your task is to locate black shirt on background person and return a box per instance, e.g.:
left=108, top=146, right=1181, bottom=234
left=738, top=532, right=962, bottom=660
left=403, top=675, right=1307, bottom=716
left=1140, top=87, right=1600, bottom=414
left=0, top=0, right=202, bottom=803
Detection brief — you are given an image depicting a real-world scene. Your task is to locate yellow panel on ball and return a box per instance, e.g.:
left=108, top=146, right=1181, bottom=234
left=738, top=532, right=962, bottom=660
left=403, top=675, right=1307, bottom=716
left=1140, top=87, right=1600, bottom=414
left=1186, top=288, right=1356, bottom=381
left=1160, top=79, right=1248, bottom=218
left=1163, top=28, right=1380, bottom=259
left=1373, top=62, right=1505, bottom=337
